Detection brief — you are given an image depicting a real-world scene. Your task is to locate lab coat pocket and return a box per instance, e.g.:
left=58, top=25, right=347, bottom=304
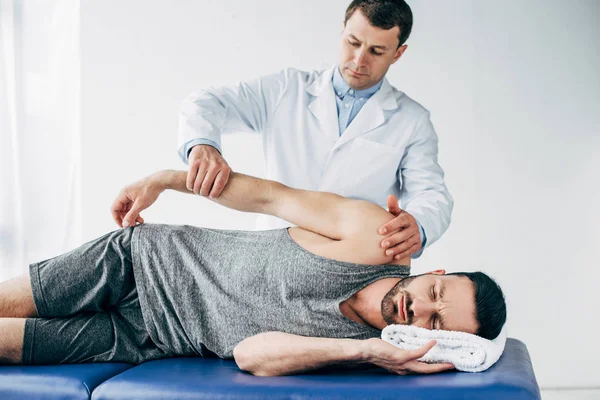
left=333, top=137, right=401, bottom=202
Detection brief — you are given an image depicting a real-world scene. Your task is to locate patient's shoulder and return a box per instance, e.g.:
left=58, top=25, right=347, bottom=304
left=340, top=201, right=411, bottom=266
left=288, top=200, right=411, bottom=266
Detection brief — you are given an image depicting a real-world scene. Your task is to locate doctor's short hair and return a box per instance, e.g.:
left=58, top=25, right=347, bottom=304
left=344, top=0, right=413, bottom=48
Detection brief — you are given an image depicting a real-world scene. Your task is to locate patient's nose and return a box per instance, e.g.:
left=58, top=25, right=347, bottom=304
left=410, top=298, right=436, bottom=318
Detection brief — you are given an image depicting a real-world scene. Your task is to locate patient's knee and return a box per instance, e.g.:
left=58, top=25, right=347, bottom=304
left=0, top=273, right=37, bottom=318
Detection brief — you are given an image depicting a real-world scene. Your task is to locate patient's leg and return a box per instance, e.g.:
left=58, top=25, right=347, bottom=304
left=0, top=318, right=25, bottom=364
left=21, top=307, right=167, bottom=365
left=19, top=227, right=138, bottom=319
left=0, top=274, right=37, bottom=318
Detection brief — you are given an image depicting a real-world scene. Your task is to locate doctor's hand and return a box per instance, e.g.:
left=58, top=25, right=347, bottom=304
left=378, top=194, right=422, bottom=260
left=187, top=145, right=231, bottom=198
left=111, top=174, right=163, bottom=228
left=364, top=338, right=454, bottom=375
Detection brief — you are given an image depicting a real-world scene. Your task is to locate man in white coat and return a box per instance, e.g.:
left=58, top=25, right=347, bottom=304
left=173, top=0, right=453, bottom=261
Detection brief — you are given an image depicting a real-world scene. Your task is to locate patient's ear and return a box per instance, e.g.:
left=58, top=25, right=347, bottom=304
left=427, top=269, right=446, bottom=275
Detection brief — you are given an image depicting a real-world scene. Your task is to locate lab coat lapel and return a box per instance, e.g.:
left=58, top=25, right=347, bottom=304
left=306, top=66, right=340, bottom=143
left=334, top=77, right=398, bottom=150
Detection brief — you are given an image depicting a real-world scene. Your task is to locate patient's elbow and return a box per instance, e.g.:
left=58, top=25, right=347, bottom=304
left=233, top=341, right=263, bottom=375
left=233, top=342, right=251, bottom=371
left=233, top=338, right=279, bottom=376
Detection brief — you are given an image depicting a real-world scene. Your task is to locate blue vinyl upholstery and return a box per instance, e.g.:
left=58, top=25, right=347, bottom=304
left=0, top=363, right=132, bottom=400
left=91, top=338, right=541, bottom=400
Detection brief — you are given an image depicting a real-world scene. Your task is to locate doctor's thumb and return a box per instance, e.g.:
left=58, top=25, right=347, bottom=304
left=387, top=194, right=402, bottom=215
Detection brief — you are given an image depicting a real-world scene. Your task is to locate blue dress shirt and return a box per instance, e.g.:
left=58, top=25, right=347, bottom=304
left=331, top=65, right=383, bottom=135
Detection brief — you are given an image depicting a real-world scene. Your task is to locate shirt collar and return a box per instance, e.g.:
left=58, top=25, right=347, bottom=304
left=332, top=65, right=383, bottom=100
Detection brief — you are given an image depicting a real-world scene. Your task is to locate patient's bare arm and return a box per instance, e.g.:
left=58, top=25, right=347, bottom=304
left=112, top=170, right=406, bottom=264
left=111, top=170, right=269, bottom=228
left=233, top=331, right=454, bottom=376
left=113, top=170, right=382, bottom=242
left=155, top=169, right=362, bottom=240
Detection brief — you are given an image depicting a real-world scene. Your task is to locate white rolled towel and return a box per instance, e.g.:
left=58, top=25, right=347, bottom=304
left=381, top=324, right=507, bottom=373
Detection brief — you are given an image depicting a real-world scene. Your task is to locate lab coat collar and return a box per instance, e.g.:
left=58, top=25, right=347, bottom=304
left=306, top=65, right=398, bottom=147
left=306, top=66, right=339, bottom=143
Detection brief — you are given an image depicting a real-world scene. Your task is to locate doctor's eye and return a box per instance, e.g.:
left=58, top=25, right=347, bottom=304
left=348, top=40, right=360, bottom=47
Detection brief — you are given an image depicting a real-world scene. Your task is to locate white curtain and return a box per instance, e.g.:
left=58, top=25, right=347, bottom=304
left=0, top=0, right=80, bottom=280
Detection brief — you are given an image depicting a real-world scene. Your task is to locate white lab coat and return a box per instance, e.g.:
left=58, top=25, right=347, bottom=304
left=178, top=66, right=453, bottom=253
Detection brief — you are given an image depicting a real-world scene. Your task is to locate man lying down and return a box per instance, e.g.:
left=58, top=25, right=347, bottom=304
left=0, top=170, right=506, bottom=376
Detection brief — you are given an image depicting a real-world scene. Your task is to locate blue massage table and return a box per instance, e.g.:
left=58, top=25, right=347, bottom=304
left=0, top=338, right=540, bottom=399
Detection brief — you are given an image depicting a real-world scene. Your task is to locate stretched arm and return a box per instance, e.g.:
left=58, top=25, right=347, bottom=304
left=113, top=170, right=382, bottom=241
left=233, top=332, right=454, bottom=376
left=160, top=170, right=395, bottom=241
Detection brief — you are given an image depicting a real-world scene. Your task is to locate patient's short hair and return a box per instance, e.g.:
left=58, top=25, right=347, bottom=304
left=448, top=271, right=507, bottom=340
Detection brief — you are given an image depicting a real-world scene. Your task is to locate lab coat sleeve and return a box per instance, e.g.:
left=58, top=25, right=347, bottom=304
left=177, top=69, right=290, bottom=163
left=399, top=111, right=454, bottom=254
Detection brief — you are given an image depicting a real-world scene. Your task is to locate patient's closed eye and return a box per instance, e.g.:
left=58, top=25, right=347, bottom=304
left=430, top=285, right=442, bottom=330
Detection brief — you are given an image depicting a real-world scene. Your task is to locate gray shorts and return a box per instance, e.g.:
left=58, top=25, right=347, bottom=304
left=22, top=227, right=169, bottom=365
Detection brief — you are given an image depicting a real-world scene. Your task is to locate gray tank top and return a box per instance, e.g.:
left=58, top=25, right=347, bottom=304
left=131, top=223, right=410, bottom=358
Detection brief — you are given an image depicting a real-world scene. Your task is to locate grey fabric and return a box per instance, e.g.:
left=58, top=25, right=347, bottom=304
left=23, top=224, right=410, bottom=364
left=131, top=224, right=410, bottom=358
left=23, top=228, right=167, bottom=364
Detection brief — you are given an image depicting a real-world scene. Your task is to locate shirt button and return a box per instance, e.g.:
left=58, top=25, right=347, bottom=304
left=360, top=98, right=365, bottom=101
left=344, top=103, right=350, bottom=108
left=349, top=89, right=354, bottom=94
left=338, top=92, right=342, bottom=96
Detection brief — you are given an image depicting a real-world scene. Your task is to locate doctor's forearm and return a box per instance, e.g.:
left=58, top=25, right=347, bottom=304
left=153, top=170, right=281, bottom=216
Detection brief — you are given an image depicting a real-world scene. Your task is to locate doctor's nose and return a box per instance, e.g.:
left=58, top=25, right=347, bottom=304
left=353, top=48, right=368, bottom=67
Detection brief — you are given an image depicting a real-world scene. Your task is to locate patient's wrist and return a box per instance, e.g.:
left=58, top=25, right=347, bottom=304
left=151, top=170, right=174, bottom=191
left=360, top=338, right=377, bottom=363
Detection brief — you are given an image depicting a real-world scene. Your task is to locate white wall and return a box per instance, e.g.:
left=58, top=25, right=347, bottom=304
left=80, top=0, right=600, bottom=389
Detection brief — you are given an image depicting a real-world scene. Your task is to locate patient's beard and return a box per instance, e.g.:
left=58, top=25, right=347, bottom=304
left=381, top=275, right=416, bottom=325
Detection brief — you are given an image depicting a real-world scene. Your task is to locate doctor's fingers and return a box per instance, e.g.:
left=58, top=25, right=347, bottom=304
left=186, top=163, right=200, bottom=191
left=209, top=168, right=231, bottom=199
left=392, top=240, right=422, bottom=261
left=380, top=224, right=416, bottom=248
left=192, top=166, right=209, bottom=195
left=200, top=163, right=228, bottom=197
left=382, top=231, right=420, bottom=257
left=379, top=212, right=413, bottom=235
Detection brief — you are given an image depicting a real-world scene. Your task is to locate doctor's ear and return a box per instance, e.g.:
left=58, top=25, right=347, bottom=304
left=391, top=44, right=408, bottom=63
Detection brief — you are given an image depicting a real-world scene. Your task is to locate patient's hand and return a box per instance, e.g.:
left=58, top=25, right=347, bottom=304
left=378, top=195, right=422, bottom=260
left=365, top=338, right=454, bottom=375
left=111, top=175, right=163, bottom=228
